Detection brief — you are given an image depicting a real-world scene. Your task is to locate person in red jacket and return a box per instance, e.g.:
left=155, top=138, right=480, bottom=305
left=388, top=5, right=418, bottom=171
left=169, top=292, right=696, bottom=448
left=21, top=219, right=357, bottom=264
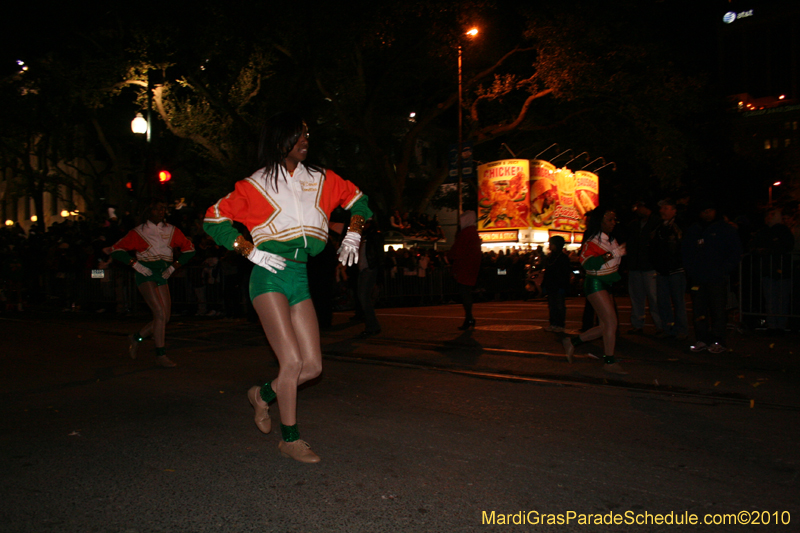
left=447, top=211, right=483, bottom=330
left=204, top=112, right=372, bottom=463
left=110, top=199, right=196, bottom=368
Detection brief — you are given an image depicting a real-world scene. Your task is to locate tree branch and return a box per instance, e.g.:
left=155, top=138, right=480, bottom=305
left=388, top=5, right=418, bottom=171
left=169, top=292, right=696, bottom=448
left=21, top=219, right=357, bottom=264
left=474, top=88, right=553, bottom=141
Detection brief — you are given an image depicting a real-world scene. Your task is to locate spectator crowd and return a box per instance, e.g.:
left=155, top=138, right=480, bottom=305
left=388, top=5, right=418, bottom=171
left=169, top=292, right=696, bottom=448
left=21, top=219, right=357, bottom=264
left=2, top=199, right=800, bottom=342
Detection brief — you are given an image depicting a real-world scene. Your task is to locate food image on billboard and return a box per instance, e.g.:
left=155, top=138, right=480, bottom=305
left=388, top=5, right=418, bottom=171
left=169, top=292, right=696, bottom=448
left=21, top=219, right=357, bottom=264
left=550, top=167, right=582, bottom=233
left=477, top=159, right=530, bottom=230
left=477, top=157, right=600, bottom=238
left=529, top=160, right=558, bottom=228
left=573, top=170, right=599, bottom=218
left=529, top=162, right=600, bottom=233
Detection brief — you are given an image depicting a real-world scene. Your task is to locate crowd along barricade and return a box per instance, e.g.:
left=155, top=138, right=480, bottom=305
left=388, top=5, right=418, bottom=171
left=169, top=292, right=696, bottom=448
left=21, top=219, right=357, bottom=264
left=378, top=266, right=461, bottom=307
left=78, top=265, right=235, bottom=316
left=74, top=264, right=469, bottom=315
left=738, top=251, right=800, bottom=329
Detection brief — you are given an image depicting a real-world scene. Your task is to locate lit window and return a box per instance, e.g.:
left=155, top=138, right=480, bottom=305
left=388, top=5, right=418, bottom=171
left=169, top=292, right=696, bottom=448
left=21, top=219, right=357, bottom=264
left=764, top=139, right=772, bottom=150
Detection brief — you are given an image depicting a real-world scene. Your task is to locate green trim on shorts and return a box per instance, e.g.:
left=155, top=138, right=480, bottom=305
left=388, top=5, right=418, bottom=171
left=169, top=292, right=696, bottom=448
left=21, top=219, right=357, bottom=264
left=249, top=260, right=310, bottom=306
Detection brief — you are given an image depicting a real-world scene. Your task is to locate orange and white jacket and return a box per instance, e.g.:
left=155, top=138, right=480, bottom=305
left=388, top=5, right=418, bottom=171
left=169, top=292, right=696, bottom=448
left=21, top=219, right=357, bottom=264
left=110, top=221, right=196, bottom=267
left=579, top=232, right=624, bottom=277
left=203, top=164, right=372, bottom=262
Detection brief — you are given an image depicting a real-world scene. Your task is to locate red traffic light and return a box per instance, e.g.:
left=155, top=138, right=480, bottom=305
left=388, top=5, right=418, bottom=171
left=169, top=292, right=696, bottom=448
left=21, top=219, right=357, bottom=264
left=158, top=170, right=172, bottom=183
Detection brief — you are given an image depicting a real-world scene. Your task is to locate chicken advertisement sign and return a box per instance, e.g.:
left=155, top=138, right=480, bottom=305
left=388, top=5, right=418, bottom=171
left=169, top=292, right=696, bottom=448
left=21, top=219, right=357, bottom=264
left=477, top=159, right=530, bottom=230
left=478, top=158, right=599, bottom=234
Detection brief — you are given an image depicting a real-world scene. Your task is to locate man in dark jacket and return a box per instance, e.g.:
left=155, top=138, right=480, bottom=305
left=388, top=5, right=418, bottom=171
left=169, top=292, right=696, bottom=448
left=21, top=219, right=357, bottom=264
left=651, top=198, right=689, bottom=339
left=682, top=200, right=742, bottom=353
left=625, top=200, right=662, bottom=334
left=356, top=219, right=384, bottom=338
left=543, top=235, right=572, bottom=332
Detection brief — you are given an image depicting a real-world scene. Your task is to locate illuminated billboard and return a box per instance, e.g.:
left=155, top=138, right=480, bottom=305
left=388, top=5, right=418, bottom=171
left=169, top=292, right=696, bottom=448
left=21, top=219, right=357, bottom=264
left=477, top=159, right=530, bottom=230
left=478, top=158, right=599, bottom=237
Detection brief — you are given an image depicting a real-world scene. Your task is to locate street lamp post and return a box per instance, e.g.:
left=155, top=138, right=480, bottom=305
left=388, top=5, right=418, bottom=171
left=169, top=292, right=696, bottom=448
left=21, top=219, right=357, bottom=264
left=131, top=71, right=156, bottom=198
left=769, top=181, right=781, bottom=205
left=457, top=27, right=479, bottom=220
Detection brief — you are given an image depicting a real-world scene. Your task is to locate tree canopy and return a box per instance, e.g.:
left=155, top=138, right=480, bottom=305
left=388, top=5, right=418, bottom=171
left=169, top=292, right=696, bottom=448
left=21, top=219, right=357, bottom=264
left=1, top=0, right=720, bottom=224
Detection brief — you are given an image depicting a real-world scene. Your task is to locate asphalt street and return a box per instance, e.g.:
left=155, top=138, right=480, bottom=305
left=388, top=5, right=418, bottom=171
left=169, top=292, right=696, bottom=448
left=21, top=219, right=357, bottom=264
left=1, top=298, right=798, bottom=532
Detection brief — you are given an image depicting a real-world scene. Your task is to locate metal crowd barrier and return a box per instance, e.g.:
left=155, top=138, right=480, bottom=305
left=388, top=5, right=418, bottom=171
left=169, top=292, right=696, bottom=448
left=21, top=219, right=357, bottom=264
left=738, top=252, right=800, bottom=328
left=78, top=265, right=236, bottom=316
left=377, top=266, right=461, bottom=307
left=53, top=259, right=546, bottom=316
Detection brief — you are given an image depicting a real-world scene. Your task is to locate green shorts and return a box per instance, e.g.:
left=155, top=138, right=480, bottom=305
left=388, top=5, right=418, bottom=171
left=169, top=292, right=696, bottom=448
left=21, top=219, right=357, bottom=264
left=249, top=260, right=310, bottom=306
left=584, top=276, right=613, bottom=296
left=135, top=260, right=170, bottom=287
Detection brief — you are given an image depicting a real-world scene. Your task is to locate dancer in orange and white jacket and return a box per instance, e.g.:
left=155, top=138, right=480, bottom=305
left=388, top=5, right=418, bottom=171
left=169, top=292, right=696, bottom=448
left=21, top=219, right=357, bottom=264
left=204, top=112, right=372, bottom=463
left=111, top=199, right=195, bottom=367
left=562, top=206, right=628, bottom=375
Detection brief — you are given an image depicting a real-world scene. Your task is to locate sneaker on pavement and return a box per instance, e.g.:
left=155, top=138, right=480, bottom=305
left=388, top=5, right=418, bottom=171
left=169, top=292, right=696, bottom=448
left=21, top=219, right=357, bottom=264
left=708, top=342, right=727, bottom=354
left=690, top=341, right=708, bottom=352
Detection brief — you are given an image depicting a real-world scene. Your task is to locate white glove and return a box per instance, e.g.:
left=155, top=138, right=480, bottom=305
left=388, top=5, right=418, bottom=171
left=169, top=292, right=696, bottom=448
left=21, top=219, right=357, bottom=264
left=337, top=231, right=361, bottom=267
left=162, top=265, right=175, bottom=279
left=132, top=262, right=153, bottom=276
left=248, top=248, right=286, bottom=274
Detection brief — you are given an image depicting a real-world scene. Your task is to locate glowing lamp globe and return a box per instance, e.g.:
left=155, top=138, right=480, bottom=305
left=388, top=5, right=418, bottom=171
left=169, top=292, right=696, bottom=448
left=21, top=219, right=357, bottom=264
left=131, top=113, right=148, bottom=135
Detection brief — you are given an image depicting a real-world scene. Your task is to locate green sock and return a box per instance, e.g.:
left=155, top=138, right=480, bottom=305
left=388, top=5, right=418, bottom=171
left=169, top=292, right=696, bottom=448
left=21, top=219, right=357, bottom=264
left=603, top=355, right=616, bottom=364
left=156, top=347, right=166, bottom=357
left=260, top=381, right=276, bottom=403
left=281, top=424, right=299, bottom=442
left=571, top=336, right=585, bottom=347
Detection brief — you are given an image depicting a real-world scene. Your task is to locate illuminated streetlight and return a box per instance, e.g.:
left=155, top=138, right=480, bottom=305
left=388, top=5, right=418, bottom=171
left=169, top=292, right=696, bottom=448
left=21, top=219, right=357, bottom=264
left=769, top=181, right=782, bottom=204
left=30, top=215, right=37, bottom=222
left=131, top=113, right=148, bottom=135
left=5, top=220, right=13, bottom=226
left=60, top=210, right=70, bottom=217
left=457, top=27, right=479, bottom=218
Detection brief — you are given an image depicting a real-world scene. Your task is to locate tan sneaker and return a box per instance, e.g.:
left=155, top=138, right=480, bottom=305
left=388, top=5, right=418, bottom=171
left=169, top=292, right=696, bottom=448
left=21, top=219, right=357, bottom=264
left=155, top=355, right=177, bottom=368
left=247, top=386, right=271, bottom=434
left=603, top=362, right=628, bottom=375
left=278, top=439, right=321, bottom=463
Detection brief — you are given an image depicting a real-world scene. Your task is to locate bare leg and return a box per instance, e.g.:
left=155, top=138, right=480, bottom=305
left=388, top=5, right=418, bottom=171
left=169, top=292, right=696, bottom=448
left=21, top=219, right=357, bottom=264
left=587, top=290, right=617, bottom=355
left=138, top=283, right=172, bottom=348
left=252, top=293, right=322, bottom=427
